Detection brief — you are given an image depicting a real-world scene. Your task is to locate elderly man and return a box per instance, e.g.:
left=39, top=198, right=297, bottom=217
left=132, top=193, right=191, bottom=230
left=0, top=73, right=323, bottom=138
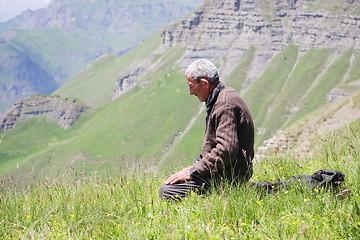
left=159, top=59, right=254, bottom=199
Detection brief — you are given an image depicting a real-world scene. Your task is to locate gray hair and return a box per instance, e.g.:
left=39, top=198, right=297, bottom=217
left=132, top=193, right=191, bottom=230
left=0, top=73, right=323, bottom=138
left=185, top=59, right=219, bottom=84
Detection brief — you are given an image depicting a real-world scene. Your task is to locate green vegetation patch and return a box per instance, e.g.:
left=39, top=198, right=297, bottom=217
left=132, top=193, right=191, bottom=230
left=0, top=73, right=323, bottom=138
left=291, top=48, right=352, bottom=124
left=258, top=0, right=276, bottom=21
left=226, top=45, right=256, bottom=92
left=346, top=51, right=360, bottom=83
left=54, top=32, right=162, bottom=108
left=304, top=0, right=360, bottom=15
left=0, top=118, right=359, bottom=239
left=158, top=106, right=206, bottom=169
left=272, top=47, right=331, bottom=130
left=243, top=43, right=298, bottom=147
left=0, top=118, right=67, bottom=176
left=66, top=66, right=200, bottom=163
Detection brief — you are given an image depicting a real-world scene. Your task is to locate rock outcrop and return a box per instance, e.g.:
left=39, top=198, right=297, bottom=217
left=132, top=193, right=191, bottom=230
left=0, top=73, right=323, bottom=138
left=0, top=95, right=88, bottom=131
left=112, top=68, right=140, bottom=100
left=161, top=0, right=360, bottom=80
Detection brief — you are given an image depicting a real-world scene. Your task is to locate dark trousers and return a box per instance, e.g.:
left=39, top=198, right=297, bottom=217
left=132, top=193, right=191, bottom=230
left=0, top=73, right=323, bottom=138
left=159, top=172, right=252, bottom=200
left=159, top=176, right=212, bottom=200
left=159, top=159, right=253, bottom=200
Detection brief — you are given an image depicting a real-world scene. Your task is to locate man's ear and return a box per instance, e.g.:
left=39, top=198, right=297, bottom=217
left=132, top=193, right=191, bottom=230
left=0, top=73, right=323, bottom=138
left=200, top=78, right=210, bottom=88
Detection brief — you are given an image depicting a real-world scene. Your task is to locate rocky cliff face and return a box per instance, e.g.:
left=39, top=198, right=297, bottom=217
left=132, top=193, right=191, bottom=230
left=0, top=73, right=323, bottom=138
left=161, top=0, right=360, bottom=81
left=0, top=95, right=88, bottom=131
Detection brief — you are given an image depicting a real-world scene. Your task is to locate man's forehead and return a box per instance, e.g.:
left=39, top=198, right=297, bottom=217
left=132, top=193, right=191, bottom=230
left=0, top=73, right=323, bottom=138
left=186, top=74, right=196, bottom=82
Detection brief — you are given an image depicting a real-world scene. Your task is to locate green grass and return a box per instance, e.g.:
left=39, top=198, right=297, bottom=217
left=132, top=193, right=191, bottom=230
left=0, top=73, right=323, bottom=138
left=304, top=0, right=360, bottom=15
left=243, top=43, right=299, bottom=146
left=289, top=48, right=352, bottom=126
left=346, top=51, right=360, bottom=83
left=0, top=64, right=202, bottom=182
left=54, top=32, right=162, bottom=108
left=264, top=48, right=331, bottom=131
left=64, top=66, right=199, bottom=163
left=1, top=119, right=359, bottom=239
left=226, top=45, right=256, bottom=92
left=242, top=45, right=354, bottom=149
left=0, top=118, right=68, bottom=176
left=158, top=106, right=206, bottom=169
left=258, top=0, right=276, bottom=21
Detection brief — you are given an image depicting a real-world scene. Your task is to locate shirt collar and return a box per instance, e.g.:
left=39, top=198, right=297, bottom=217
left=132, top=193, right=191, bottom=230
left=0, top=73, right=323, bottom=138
left=205, top=81, right=225, bottom=108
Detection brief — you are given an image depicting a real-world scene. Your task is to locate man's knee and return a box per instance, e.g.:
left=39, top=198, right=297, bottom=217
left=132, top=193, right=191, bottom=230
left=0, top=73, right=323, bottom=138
left=158, top=184, right=168, bottom=198
left=159, top=184, right=183, bottom=200
left=159, top=179, right=210, bottom=200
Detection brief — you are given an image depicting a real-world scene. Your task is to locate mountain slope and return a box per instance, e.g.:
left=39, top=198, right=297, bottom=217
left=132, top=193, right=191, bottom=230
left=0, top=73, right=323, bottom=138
left=1, top=0, right=360, bottom=182
left=53, top=32, right=163, bottom=108
left=0, top=41, right=58, bottom=114
left=0, top=0, right=204, bottom=116
left=258, top=90, right=360, bottom=156
left=0, top=44, right=201, bottom=181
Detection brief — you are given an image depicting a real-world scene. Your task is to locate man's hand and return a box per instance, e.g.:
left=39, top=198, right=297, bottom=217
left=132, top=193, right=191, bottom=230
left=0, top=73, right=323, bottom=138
left=165, top=166, right=192, bottom=185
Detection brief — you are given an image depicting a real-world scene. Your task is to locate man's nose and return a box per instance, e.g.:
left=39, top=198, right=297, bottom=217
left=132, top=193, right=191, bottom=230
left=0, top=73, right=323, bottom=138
left=189, top=88, right=194, bottom=95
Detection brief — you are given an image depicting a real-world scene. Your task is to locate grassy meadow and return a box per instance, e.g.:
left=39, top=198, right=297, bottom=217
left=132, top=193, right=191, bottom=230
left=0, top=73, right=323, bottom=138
left=1, top=118, right=359, bottom=239
left=2, top=1, right=360, bottom=238
left=1, top=24, right=360, bottom=239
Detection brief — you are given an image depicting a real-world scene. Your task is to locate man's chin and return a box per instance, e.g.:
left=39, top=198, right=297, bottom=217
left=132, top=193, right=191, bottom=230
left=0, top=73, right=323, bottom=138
left=194, top=95, right=204, bottom=102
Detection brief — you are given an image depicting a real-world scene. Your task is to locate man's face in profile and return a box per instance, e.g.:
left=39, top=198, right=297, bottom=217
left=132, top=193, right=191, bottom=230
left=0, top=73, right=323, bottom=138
left=186, top=74, right=210, bottom=102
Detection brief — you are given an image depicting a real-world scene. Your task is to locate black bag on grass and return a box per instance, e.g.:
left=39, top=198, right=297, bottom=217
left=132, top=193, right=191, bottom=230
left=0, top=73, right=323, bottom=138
left=249, top=169, right=345, bottom=193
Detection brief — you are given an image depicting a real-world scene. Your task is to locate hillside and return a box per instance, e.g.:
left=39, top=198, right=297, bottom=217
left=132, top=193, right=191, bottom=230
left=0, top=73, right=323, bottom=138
left=160, top=0, right=360, bottom=146
left=0, top=0, right=204, bottom=117
left=57, top=0, right=360, bottom=145
left=1, top=0, right=360, bottom=183
left=0, top=39, right=202, bottom=181
left=257, top=90, right=360, bottom=156
left=0, top=42, right=58, bottom=114
left=0, top=95, right=359, bottom=239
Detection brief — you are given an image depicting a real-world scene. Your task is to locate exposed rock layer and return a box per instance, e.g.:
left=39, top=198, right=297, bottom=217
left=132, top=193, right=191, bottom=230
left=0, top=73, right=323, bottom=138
left=161, top=0, right=360, bottom=80
left=0, top=95, right=88, bottom=131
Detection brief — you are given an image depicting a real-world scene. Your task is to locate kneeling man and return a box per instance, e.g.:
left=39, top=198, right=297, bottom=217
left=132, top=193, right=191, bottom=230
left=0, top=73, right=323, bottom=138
left=159, top=59, right=254, bottom=199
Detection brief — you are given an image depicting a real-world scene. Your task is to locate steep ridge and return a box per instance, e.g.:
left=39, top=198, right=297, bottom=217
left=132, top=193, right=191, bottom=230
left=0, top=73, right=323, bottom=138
left=0, top=0, right=204, bottom=116
left=161, top=0, right=360, bottom=79
left=258, top=90, right=360, bottom=156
